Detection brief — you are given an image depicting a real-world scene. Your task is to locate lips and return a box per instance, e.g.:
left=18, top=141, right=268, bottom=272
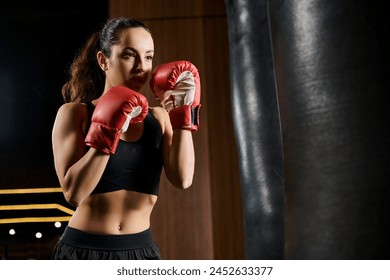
left=127, top=77, right=147, bottom=91
left=131, top=76, right=147, bottom=85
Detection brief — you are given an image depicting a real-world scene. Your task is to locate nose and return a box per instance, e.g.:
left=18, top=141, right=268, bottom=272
left=134, top=57, right=145, bottom=72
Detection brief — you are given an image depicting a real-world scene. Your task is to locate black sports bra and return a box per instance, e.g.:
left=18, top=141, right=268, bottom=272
left=85, top=102, right=164, bottom=196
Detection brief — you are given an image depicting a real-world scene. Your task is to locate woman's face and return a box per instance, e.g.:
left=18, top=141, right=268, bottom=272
left=104, top=27, right=154, bottom=92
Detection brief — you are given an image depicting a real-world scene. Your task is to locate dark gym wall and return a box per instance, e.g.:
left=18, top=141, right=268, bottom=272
left=0, top=0, right=108, bottom=259
left=0, top=1, right=108, bottom=167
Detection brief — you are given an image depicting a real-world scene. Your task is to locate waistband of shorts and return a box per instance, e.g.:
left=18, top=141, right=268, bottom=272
left=60, top=226, right=154, bottom=251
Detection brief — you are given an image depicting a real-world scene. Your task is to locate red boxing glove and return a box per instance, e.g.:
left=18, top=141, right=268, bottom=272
left=150, top=60, right=201, bottom=132
left=85, top=86, right=148, bottom=154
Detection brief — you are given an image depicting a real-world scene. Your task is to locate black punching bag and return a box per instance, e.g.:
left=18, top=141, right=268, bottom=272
left=225, top=0, right=284, bottom=259
left=269, top=0, right=390, bottom=259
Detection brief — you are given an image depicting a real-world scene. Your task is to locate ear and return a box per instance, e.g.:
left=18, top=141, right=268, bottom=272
left=97, top=51, right=108, bottom=71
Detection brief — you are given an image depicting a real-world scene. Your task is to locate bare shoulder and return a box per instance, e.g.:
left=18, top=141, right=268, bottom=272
left=56, top=102, right=87, bottom=119
left=149, top=106, right=171, bottom=134
left=150, top=106, right=168, bottom=118
left=53, top=102, right=89, bottom=134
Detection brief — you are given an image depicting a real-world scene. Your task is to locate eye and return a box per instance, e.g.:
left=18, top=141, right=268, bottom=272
left=146, top=55, right=154, bottom=61
left=123, top=51, right=136, bottom=59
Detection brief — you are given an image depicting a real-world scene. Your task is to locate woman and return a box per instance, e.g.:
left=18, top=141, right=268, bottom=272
left=51, top=17, right=201, bottom=260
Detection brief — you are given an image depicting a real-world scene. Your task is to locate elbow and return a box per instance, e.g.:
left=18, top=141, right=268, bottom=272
left=170, top=174, right=193, bottom=190
left=61, top=178, right=81, bottom=207
left=63, top=190, right=80, bottom=207
left=181, top=176, right=193, bottom=189
left=165, top=162, right=195, bottom=190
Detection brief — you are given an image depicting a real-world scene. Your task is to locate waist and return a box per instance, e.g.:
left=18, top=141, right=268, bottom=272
left=73, top=190, right=156, bottom=230
left=60, top=226, right=154, bottom=250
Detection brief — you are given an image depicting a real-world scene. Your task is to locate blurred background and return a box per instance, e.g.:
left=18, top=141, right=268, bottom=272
left=0, top=0, right=108, bottom=259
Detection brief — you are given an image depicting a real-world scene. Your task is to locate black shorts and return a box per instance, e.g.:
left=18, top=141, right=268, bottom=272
left=52, top=226, right=161, bottom=260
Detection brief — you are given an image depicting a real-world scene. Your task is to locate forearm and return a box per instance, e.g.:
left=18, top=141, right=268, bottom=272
left=167, top=129, right=195, bottom=189
left=62, top=148, right=109, bottom=206
left=150, top=60, right=200, bottom=189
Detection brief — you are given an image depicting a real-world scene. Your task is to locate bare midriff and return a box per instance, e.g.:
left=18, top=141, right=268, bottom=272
left=68, top=189, right=157, bottom=235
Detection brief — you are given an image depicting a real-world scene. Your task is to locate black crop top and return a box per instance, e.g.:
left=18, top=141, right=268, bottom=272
left=85, top=102, right=164, bottom=196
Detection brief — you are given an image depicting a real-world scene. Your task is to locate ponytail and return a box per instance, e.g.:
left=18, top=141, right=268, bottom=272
left=61, top=32, right=105, bottom=103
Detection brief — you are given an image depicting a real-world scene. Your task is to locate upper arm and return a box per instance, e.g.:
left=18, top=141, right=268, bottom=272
left=151, top=106, right=194, bottom=189
left=158, top=108, right=174, bottom=171
left=52, top=103, right=88, bottom=185
left=150, top=107, right=173, bottom=174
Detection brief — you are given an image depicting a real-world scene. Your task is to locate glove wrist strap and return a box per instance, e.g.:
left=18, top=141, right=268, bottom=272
left=85, top=123, right=121, bottom=154
left=169, top=104, right=201, bottom=132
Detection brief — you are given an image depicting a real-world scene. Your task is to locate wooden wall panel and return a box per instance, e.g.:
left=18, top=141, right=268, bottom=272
left=109, top=0, right=244, bottom=260
left=109, top=0, right=223, bottom=19
left=201, top=15, right=244, bottom=260
left=143, top=15, right=214, bottom=261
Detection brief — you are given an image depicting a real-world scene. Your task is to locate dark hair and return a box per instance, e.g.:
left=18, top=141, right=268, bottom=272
left=61, top=17, right=151, bottom=103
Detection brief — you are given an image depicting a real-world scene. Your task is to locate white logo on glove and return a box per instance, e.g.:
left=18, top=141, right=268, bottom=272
left=121, top=106, right=142, bottom=132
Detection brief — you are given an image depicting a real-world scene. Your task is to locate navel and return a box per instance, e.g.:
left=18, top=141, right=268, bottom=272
left=118, top=223, right=122, bottom=231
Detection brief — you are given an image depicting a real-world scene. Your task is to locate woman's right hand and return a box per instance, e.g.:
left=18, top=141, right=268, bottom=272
left=85, top=86, right=149, bottom=154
